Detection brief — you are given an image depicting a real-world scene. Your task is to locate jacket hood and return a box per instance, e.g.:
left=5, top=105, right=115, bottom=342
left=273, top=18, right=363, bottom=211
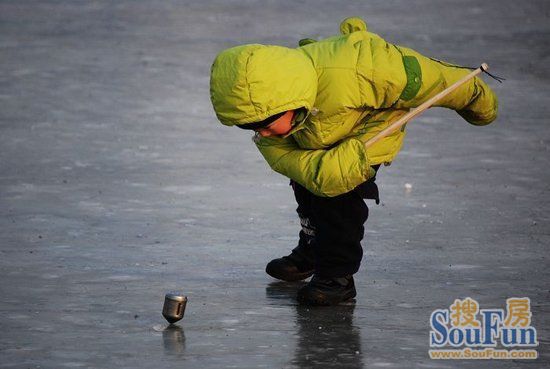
left=210, top=44, right=317, bottom=127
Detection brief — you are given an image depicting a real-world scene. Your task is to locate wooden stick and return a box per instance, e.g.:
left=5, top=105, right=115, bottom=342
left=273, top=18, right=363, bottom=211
left=364, top=63, right=488, bottom=149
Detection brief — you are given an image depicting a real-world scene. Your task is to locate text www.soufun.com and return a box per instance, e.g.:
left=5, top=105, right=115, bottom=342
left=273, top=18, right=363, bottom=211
left=429, top=348, right=538, bottom=360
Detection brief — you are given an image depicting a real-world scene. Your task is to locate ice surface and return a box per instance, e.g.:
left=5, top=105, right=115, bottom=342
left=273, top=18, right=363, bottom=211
left=0, top=1, right=549, bottom=368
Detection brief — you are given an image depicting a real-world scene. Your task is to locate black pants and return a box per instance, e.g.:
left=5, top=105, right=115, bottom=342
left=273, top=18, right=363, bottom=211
left=291, top=166, right=380, bottom=278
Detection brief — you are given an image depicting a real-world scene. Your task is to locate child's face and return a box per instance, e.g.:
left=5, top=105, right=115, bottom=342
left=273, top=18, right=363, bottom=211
left=255, top=110, right=295, bottom=137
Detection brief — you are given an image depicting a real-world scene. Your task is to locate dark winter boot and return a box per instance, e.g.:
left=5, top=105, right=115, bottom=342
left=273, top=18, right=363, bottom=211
left=265, top=244, right=315, bottom=282
left=297, top=274, right=356, bottom=306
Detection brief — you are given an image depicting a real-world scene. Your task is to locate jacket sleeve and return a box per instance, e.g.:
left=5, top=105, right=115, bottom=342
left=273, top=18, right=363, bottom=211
left=254, top=134, right=375, bottom=197
left=338, top=17, right=498, bottom=125
left=395, top=47, right=498, bottom=125
left=456, top=75, right=498, bottom=125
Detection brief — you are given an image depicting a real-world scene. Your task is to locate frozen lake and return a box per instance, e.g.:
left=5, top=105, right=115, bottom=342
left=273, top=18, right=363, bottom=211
left=1, top=1, right=549, bottom=368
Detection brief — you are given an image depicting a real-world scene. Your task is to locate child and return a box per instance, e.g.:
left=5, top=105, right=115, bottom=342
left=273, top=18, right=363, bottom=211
left=209, top=17, right=498, bottom=306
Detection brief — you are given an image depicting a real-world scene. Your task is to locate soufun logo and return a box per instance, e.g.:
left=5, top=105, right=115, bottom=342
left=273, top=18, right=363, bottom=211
left=429, top=297, right=538, bottom=360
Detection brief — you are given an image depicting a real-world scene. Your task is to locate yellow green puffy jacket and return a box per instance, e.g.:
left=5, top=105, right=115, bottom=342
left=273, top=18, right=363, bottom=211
left=210, top=17, right=498, bottom=197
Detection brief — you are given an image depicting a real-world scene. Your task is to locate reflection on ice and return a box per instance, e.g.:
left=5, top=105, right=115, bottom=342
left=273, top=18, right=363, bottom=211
left=162, top=325, right=186, bottom=356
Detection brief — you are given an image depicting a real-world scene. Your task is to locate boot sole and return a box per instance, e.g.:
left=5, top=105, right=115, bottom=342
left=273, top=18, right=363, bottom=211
left=265, top=266, right=314, bottom=282
left=297, top=288, right=357, bottom=306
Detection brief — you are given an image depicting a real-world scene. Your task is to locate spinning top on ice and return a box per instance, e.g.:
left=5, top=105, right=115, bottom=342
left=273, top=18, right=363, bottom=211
left=162, top=293, right=187, bottom=324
